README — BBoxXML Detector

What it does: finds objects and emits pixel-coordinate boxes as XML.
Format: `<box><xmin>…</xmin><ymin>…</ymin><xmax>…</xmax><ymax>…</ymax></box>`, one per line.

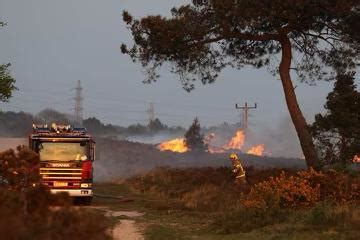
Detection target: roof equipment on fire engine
<box><xmin>32</xmin><ymin>123</ymin><xmax>87</xmax><ymax>135</ymax></box>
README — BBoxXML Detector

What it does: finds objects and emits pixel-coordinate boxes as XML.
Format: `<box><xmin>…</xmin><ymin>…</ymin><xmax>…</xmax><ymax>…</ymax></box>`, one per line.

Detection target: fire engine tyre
<box><xmin>74</xmin><ymin>196</ymin><xmax>93</xmax><ymax>206</ymax></box>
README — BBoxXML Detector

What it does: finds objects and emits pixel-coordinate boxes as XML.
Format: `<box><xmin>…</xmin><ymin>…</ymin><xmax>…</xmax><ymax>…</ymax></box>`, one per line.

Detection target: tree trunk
<box><xmin>279</xmin><ymin>36</ymin><xmax>319</xmax><ymax>168</ymax></box>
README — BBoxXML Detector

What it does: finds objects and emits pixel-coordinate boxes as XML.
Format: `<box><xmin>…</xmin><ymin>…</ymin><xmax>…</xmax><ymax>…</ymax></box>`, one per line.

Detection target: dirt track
<box><xmin>106</xmin><ymin>209</ymin><xmax>144</xmax><ymax>240</ymax></box>
<box><xmin>90</xmin><ymin>206</ymin><xmax>144</xmax><ymax>240</ymax></box>
<box><xmin>112</xmin><ymin>219</ymin><xmax>143</xmax><ymax>240</ymax></box>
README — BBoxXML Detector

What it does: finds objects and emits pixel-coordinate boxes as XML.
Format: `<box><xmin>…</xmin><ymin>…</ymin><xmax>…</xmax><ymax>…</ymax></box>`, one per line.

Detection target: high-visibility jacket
<box><xmin>231</xmin><ymin>159</ymin><xmax>246</xmax><ymax>179</ymax></box>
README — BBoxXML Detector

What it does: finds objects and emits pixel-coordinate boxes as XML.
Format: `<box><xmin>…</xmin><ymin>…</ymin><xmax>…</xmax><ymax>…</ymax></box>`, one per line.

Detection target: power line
<box><xmin>235</xmin><ymin>102</ymin><xmax>258</xmax><ymax>132</ymax></box>
<box><xmin>74</xmin><ymin>80</ymin><xmax>83</xmax><ymax>126</ymax></box>
<box><xmin>146</xmin><ymin>102</ymin><xmax>155</xmax><ymax>124</ymax></box>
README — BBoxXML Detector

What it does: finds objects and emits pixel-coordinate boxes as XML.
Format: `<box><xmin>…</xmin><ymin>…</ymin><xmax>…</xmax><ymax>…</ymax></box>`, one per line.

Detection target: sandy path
<box><xmin>112</xmin><ymin>219</ymin><xmax>144</xmax><ymax>240</ymax></box>
<box><xmin>106</xmin><ymin>210</ymin><xmax>144</xmax><ymax>240</ymax></box>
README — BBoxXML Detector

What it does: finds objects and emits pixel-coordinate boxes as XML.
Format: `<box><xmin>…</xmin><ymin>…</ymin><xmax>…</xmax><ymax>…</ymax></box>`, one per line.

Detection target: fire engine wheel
<box><xmin>74</xmin><ymin>196</ymin><xmax>93</xmax><ymax>206</ymax></box>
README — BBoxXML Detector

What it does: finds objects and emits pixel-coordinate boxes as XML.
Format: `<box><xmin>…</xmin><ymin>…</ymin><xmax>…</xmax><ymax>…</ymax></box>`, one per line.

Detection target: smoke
<box><xmin>126</xmin><ymin>131</ymin><xmax>184</xmax><ymax>144</ymax></box>
<box><xmin>93</xmin><ymin>137</ymin><xmax>305</xmax><ymax>182</ymax></box>
<box><xmin>249</xmin><ymin>117</ymin><xmax>303</xmax><ymax>158</ymax></box>
<box><xmin>202</xmin><ymin>117</ymin><xmax>302</xmax><ymax>158</ymax></box>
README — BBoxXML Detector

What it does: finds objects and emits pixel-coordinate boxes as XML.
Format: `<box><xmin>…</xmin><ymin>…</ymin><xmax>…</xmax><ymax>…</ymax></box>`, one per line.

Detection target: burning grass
<box><xmin>157</xmin><ymin>129</ymin><xmax>267</xmax><ymax>156</ymax></box>
<box><xmin>127</xmin><ymin>167</ymin><xmax>360</xmax><ymax>235</ymax></box>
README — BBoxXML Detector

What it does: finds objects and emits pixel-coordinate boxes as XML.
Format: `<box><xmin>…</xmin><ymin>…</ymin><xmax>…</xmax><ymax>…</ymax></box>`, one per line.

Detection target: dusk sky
<box><xmin>0</xmin><ymin>0</ymin><xmax>347</xmax><ymax>128</ymax></box>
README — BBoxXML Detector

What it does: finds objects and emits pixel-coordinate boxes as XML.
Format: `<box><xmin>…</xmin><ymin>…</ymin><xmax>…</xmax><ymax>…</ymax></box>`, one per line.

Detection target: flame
<box><xmin>246</xmin><ymin>144</ymin><xmax>265</xmax><ymax>156</ymax></box>
<box><xmin>353</xmin><ymin>154</ymin><xmax>360</xmax><ymax>163</ymax></box>
<box><xmin>223</xmin><ymin>130</ymin><xmax>245</xmax><ymax>150</ymax></box>
<box><xmin>157</xmin><ymin>138</ymin><xmax>188</xmax><ymax>153</ymax></box>
<box><xmin>204</xmin><ymin>133</ymin><xmax>216</xmax><ymax>145</ymax></box>
<box><xmin>156</xmin><ymin>129</ymin><xmax>266</xmax><ymax>156</ymax></box>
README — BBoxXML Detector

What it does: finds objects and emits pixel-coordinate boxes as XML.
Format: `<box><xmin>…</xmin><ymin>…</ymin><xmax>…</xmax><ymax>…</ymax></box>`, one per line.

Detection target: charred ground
<box><xmin>94</xmin><ymin>138</ymin><xmax>306</xmax><ymax>181</ymax></box>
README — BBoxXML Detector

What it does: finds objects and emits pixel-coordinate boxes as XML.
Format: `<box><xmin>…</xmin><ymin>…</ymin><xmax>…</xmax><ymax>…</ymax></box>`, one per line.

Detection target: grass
<box><xmin>95</xmin><ymin>179</ymin><xmax>360</xmax><ymax>240</ymax></box>
<box><xmin>95</xmin><ymin>167</ymin><xmax>360</xmax><ymax>240</ymax></box>
<box><xmin>92</xmin><ymin>167</ymin><xmax>360</xmax><ymax>240</ymax></box>
<box><xmin>145</xmin><ymin>224</ymin><xmax>188</xmax><ymax>240</ymax></box>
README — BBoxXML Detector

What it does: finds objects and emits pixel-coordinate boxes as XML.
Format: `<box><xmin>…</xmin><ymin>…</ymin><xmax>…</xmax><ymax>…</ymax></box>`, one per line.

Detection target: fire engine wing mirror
<box><xmin>91</xmin><ymin>140</ymin><xmax>96</xmax><ymax>161</ymax></box>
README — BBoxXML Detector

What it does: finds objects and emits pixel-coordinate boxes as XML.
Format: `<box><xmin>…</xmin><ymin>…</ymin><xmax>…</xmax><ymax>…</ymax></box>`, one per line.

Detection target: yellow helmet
<box><xmin>229</xmin><ymin>153</ymin><xmax>238</xmax><ymax>160</ymax></box>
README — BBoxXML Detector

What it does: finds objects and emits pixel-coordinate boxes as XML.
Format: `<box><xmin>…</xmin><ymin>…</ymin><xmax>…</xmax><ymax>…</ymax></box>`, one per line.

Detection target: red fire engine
<box><xmin>29</xmin><ymin>123</ymin><xmax>95</xmax><ymax>205</ymax></box>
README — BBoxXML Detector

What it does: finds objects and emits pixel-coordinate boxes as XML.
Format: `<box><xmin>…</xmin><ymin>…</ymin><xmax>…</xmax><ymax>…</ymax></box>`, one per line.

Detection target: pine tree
<box><xmin>184</xmin><ymin>117</ymin><xmax>207</xmax><ymax>152</ymax></box>
<box><xmin>0</xmin><ymin>22</ymin><xmax>17</xmax><ymax>103</ymax></box>
<box><xmin>311</xmin><ymin>72</ymin><xmax>360</xmax><ymax>165</ymax></box>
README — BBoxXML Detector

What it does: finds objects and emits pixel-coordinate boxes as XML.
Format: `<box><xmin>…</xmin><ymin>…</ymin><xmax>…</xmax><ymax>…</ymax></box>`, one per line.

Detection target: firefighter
<box><xmin>229</xmin><ymin>153</ymin><xmax>247</xmax><ymax>185</ymax></box>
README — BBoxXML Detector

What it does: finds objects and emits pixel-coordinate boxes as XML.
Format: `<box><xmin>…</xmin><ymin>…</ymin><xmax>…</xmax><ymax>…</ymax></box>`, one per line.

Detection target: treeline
<box><xmin>0</xmin><ymin>108</ymin><xmax>185</xmax><ymax>137</ymax></box>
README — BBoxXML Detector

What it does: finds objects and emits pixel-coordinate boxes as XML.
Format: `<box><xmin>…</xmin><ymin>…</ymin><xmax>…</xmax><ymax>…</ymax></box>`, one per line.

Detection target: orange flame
<box><xmin>204</xmin><ymin>133</ymin><xmax>215</xmax><ymax>145</ymax></box>
<box><xmin>246</xmin><ymin>144</ymin><xmax>265</xmax><ymax>156</ymax></box>
<box><xmin>157</xmin><ymin>138</ymin><xmax>188</xmax><ymax>153</ymax></box>
<box><xmin>157</xmin><ymin>129</ymin><xmax>266</xmax><ymax>156</ymax></box>
<box><xmin>223</xmin><ymin>130</ymin><xmax>245</xmax><ymax>150</ymax></box>
<box><xmin>353</xmin><ymin>154</ymin><xmax>360</xmax><ymax>163</ymax></box>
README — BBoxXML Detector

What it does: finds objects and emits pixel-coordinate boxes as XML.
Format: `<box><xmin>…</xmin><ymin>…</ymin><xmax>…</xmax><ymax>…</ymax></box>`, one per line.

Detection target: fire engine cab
<box><xmin>29</xmin><ymin>123</ymin><xmax>95</xmax><ymax>205</ymax></box>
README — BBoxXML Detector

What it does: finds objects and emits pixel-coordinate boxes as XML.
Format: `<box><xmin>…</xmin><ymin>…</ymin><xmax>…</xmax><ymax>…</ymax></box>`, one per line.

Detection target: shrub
<box><xmin>243</xmin><ymin>168</ymin><xmax>360</xmax><ymax>209</ymax></box>
<box><xmin>302</xmin><ymin>169</ymin><xmax>360</xmax><ymax>203</ymax></box>
<box><xmin>243</xmin><ymin>169</ymin><xmax>321</xmax><ymax>209</ymax></box>
<box><xmin>0</xmin><ymin>146</ymin><xmax>40</xmax><ymax>190</ymax></box>
<box><xmin>0</xmin><ymin>147</ymin><xmax>112</xmax><ymax>239</ymax></box>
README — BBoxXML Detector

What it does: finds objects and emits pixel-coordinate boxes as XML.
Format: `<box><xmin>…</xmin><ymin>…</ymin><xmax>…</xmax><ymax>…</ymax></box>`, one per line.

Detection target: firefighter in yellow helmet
<box><xmin>229</xmin><ymin>153</ymin><xmax>247</xmax><ymax>185</ymax></box>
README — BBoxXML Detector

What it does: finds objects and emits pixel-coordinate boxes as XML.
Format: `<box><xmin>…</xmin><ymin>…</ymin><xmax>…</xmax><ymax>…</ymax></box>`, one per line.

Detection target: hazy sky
<box><xmin>0</xmin><ymin>0</ymin><xmax>346</xmax><ymax>128</ymax></box>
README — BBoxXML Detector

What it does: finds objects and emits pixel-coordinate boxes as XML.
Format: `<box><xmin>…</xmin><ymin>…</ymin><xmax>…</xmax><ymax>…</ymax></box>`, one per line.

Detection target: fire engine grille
<box><xmin>40</xmin><ymin>168</ymin><xmax>82</xmax><ymax>180</ymax></box>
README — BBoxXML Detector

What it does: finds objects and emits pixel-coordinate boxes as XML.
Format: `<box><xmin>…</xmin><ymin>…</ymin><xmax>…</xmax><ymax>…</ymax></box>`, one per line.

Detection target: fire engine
<box><xmin>29</xmin><ymin>123</ymin><xmax>95</xmax><ymax>205</ymax></box>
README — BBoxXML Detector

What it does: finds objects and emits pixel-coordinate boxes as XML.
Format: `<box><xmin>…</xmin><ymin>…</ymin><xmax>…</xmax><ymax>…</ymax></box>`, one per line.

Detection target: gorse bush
<box><xmin>0</xmin><ymin>145</ymin><xmax>40</xmax><ymax>190</ymax></box>
<box><xmin>243</xmin><ymin>168</ymin><xmax>360</xmax><ymax>209</ymax></box>
<box><xmin>128</xmin><ymin>167</ymin><xmax>360</xmax><ymax>211</ymax></box>
<box><xmin>128</xmin><ymin>167</ymin><xmax>360</xmax><ymax>233</ymax></box>
<box><xmin>0</xmin><ymin>188</ymin><xmax>111</xmax><ymax>240</ymax></box>
<box><xmin>0</xmin><ymin>147</ymin><xmax>111</xmax><ymax>240</ymax></box>
<box><xmin>308</xmin><ymin>169</ymin><xmax>360</xmax><ymax>202</ymax></box>
<box><xmin>243</xmin><ymin>169</ymin><xmax>321</xmax><ymax>208</ymax></box>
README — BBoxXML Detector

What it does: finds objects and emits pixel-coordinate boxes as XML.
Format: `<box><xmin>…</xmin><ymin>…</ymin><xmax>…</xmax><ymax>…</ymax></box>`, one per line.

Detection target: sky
<box><xmin>0</xmin><ymin>0</ymin><xmax>346</xmax><ymax>128</ymax></box>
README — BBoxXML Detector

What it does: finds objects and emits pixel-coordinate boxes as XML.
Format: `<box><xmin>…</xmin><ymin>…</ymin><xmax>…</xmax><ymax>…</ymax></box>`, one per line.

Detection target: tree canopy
<box><xmin>0</xmin><ymin>63</ymin><xmax>17</xmax><ymax>103</ymax></box>
<box><xmin>122</xmin><ymin>0</ymin><xmax>360</xmax><ymax>168</ymax></box>
<box><xmin>184</xmin><ymin>117</ymin><xmax>207</xmax><ymax>152</ymax></box>
<box><xmin>0</xmin><ymin>21</ymin><xmax>17</xmax><ymax>103</ymax></box>
<box><xmin>311</xmin><ymin>72</ymin><xmax>360</xmax><ymax>165</ymax></box>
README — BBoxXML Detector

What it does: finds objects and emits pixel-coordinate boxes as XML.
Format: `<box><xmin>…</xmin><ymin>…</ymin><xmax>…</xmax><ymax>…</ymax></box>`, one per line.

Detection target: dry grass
<box><xmin>127</xmin><ymin>167</ymin><xmax>360</xmax><ymax>234</ymax></box>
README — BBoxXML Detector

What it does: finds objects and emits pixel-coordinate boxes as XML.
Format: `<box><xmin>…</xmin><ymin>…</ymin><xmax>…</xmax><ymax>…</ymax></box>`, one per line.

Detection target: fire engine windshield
<box><xmin>38</xmin><ymin>142</ymin><xmax>89</xmax><ymax>161</ymax></box>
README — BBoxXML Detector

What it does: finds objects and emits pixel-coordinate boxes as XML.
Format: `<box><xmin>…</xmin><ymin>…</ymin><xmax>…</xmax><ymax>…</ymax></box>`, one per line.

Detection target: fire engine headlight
<box><xmin>81</xmin><ymin>183</ymin><xmax>91</xmax><ymax>188</ymax></box>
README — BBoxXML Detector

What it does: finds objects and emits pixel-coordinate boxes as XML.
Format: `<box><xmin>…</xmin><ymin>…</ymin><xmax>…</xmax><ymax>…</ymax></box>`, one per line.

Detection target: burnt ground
<box><xmin>94</xmin><ymin>138</ymin><xmax>306</xmax><ymax>181</ymax></box>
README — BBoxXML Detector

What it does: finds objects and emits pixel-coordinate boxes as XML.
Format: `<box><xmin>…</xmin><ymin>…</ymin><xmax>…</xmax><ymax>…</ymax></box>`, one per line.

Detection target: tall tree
<box><xmin>0</xmin><ymin>21</ymin><xmax>17</xmax><ymax>103</ymax></box>
<box><xmin>148</xmin><ymin>118</ymin><xmax>168</xmax><ymax>133</ymax></box>
<box><xmin>122</xmin><ymin>0</ymin><xmax>360</xmax><ymax>168</ymax></box>
<box><xmin>311</xmin><ymin>72</ymin><xmax>360</xmax><ymax>166</ymax></box>
<box><xmin>184</xmin><ymin>117</ymin><xmax>207</xmax><ymax>152</ymax></box>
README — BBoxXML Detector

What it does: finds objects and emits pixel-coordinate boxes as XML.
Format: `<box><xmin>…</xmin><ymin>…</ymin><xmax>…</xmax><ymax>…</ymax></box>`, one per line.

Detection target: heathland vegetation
<box><xmin>125</xmin><ymin>167</ymin><xmax>360</xmax><ymax>239</ymax></box>
<box><xmin>0</xmin><ymin>146</ymin><xmax>111</xmax><ymax>240</ymax></box>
